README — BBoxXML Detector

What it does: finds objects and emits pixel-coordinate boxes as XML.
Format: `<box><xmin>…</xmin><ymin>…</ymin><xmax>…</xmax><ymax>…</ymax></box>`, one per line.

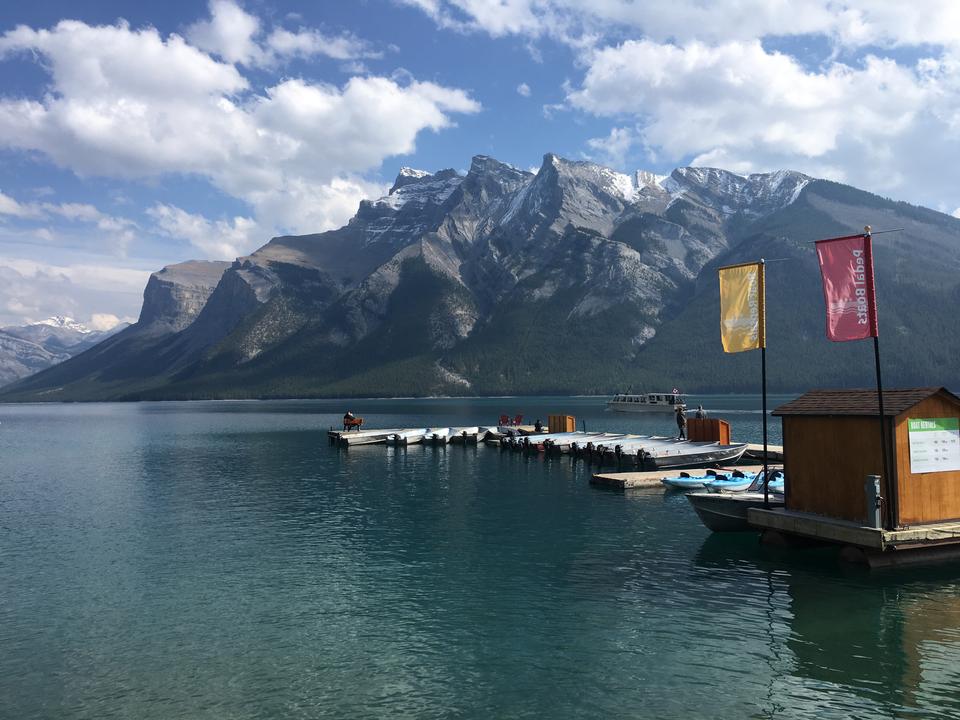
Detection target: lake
<box><xmin>2</xmin><ymin>396</ymin><xmax>959</xmax><ymax>719</ymax></box>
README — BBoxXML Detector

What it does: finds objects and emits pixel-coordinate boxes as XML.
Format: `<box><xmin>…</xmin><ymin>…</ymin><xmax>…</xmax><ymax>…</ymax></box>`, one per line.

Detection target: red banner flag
<box><xmin>815</xmin><ymin>233</ymin><xmax>879</xmax><ymax>342</ymax></box>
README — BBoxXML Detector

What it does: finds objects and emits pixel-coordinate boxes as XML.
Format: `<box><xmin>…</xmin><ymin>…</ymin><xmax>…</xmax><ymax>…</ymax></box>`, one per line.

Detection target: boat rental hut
<box><xmin>772</xmin><ymin>387</ymin><xmax>960</xmax><ymax>529</ymax></box>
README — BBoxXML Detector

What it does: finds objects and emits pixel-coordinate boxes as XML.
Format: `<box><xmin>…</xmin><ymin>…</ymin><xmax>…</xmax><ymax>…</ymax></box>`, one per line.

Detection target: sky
<box><xmin>1</xmin><ymin>0</ymin><xmax>959</xmax><ymax>328</ymax></box>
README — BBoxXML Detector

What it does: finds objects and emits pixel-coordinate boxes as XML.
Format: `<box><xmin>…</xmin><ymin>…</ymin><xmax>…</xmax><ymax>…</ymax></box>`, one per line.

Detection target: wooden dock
<box><xmin>748</xmin><ymin>507</ymin><xmax>960</xmax><ymax>567</ymax></box>
<box><xmin>591</xmin><ymin>464</ymin><xmax>766</xmax><ymax>490</ymax></box>
<box><xmin>744</xmin><ymin>443</ymin><xmax>784</xmax><ymax>461</ymax></box>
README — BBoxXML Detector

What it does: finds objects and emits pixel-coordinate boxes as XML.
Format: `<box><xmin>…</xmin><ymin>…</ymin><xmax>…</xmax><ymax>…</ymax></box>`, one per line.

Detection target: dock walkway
<box><xmin>748</xmin><ymin>507</ymin><xmax>960</xmax><ymax>567</ymax></box>
<box><xmin>744</xmin><ymin>444</ymin><xmax>784</xmax><ymax>461</ymax></box>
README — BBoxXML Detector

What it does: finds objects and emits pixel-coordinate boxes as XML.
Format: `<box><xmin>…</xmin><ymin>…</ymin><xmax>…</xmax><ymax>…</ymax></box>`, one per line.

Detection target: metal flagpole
<box><xmin>864</xmin><ymin>227</ymin><xmax>892</xmax><ymax>528</ymax></box>
<box><xmin>759</xmin><ymin>258</ymin><xmax>769</xmax><ymax>508</ymax></box>
<box><xmin>873</xmin><ymin>333</ymin><xmax>891</xmax><ymax>528</ymax></box>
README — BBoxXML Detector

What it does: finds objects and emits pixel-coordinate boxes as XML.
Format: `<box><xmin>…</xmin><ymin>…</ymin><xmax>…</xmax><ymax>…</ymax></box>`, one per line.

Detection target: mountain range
<box><xmin>0</xmin><ymin>316</ymin><xmax>128</xmax><ymax>387</ymax></box>
<box><xmin>2</xmin><ymin>153</ymin><xmax>958</xmax><ymax>401</ymax></box>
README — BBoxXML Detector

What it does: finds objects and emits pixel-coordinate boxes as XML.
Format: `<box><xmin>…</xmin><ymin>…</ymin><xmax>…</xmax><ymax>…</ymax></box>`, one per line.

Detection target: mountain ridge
<box><xmin>2</xmin><ymin>153</ymin><xmax>958</xmax><ymax>401</ymax></box>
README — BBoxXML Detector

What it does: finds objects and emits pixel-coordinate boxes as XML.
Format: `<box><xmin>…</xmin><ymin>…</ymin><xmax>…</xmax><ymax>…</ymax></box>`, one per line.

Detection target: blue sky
<box><xmin>1</xmin><ymin>0</ymin><xmax>958</xmax><ymax>328</ymax></box>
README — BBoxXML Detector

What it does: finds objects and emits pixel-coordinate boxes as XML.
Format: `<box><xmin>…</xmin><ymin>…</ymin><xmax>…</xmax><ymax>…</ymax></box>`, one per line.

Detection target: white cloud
<box><xmin>516</xmin><ymin>82</ymin><xmax>531</xmax><ymax>97</ymax></box>
<box><xmin>0</xmin><ymin>190</ymin><xmax>45</xmax><ymax>219</ymax></box>
<box><xmin>585</xmin><ymin>126</ymin><xmax>635</xmax><ymax>168</ymax></box>
<box><xmin>188</xmin><ymin>0</ymin><xmax>381</xmax><ymax>67</ymax></box>
<box><xmin>0</xmin><ymin>257</ymin><xmax>149</xmax><ymax>327</ymax></box>
<box><xmin>88</xmin><ymin>312</ymin><xmax>124</xmax><ymax>331</ymax></box>
<box><xmin>266</xmin><ymin>27</ymin><xmax>380</xmax><ymax>62</ymax></box>
<box><xmin>566</xmin><ymin>38</ymin><xmax>960</xmax><ymax>207</ymax></box>
<box><xmin>401</xmin><ymin>1</ymin><xmax>960</xmax><ymax>49</ymax></box>
<box><xmin>147</xmin><ymin>204</ymin><xmax>262</xmax><ymax>260</ymax></box>
<box><xmin>0</xmin><ymin>191</ymin><xmax>137</xmax><ymax>255</ymax></box>
<box><xmin>0</xmin><ymin>10</ymin><xmax>480</xmax><ymax>250</ymax></box>
<box><xmin>186</xmin><ymin>0</ymin><xmax>265</xmax><ymax>66</ymax></box>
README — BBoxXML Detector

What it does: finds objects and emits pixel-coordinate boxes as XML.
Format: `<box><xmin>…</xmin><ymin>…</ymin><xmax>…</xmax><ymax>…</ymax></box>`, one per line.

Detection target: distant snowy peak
<box><xmin>378</xmin><ymin>168</ymin><xmax>464</xmax><ymax>211</ymax></box>
<box><xmin>36</xmin><ymin>316</ymin><xmax>91</xmax><ymax>333</ymax></box>
<box><xmin>665</xmin><ymin>167</ymin><xmax>812</xmax><ymax>215</ymax></box>
<box><xmin>541</xmin><ymin>154</ymin><xmax>636</xmax><ymax>201</ymax></box>
<box><xmin>635</xmin><ymin>170</ymin><xmax>668</xmax><ymax>191</ymax></box>
<box><xmin>388</xmin><ymin>166</ymin><xmax>432</xmax><ymax>194</ymax></box>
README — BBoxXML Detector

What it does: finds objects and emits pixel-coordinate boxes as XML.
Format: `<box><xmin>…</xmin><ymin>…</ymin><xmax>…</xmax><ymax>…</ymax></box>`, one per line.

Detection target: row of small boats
<box><xmin>497</xmin><ymin>430</ymin><xmax>748</xmax><ymax>469</ymax></box>
<box><xmin>330</xmin><ymin>425</ymin><xmax>750</xmax><ymax>470</ymax></box>
<box><xmin>333</xmin><ymin>426</ymin><xmax>489</xmax><ymax>446</ymax></box>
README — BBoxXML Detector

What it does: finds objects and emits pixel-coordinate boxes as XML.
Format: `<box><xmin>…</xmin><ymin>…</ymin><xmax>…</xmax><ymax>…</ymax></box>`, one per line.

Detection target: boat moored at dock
<box><xmin>385</xmin><ymin>429</ymin><xmax>432</xmax><ymax>446</ymax></box>
<box><xmin>686</xmin><ymin>490</ymin><xmax>785</xmax><ymax>532</ymax></box>
<box><xmin>330</xmin><ymin>428</ymin><xmax>406</xmax><ymax>446</ymax></box>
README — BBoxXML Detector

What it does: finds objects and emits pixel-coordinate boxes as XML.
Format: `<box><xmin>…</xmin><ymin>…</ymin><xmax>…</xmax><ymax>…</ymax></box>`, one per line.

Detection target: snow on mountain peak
<box><xmin>634</xmin><ymin>170</ymin><xmax>667</xmax><ymax>190</ymax></box>
<box><xmin>377</xmin><ymin>170</ymin><xmax>464</xmax><ymax>210</ymax></box>
<box><xmin>389</xmin><ymin>167</ymin><xmax>435</xmax><ymax>195</ymax></box>
<box><xmin>399</xmin><ymin>167</ymin><xmax>429</xmax><ymax>180</ymax></box>
<box><xmin>36</xmin><ymin>316</ymin><xmax>91</xmax><ymax>333</ymax></box>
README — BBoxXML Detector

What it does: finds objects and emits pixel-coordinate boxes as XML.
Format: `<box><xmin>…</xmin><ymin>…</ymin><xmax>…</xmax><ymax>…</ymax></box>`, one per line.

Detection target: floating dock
<box><xmin>748</xmin><ymin>507</ymin><xmax>960</xmax><ymax>568</ymax></box>
<box><xmin>744</xmin><ymin>443</ymin><xmax>784</xmax><ymax>461</ymax></box>
<box><xmin>592</xmin><ymin>465</ymin><xmax>766</xmax><ymax>490</ymax></box>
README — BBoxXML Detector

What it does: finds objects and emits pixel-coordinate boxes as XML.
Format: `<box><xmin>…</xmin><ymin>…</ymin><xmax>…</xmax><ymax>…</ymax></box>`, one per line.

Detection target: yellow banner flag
<box><xmin>718</xmin><ymin>261</ymin><xmax>766</xmax><ymax>353</ymax></box>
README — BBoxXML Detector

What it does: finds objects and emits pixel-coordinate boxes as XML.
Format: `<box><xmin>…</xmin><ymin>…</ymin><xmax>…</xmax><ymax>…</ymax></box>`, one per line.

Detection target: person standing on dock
<box><xmin>676</xmin><ymin>406</ymin><xmax>687</xmax><ymax>439</ymax></box>
<box><xmin>695</xmin><ymin>405</ymin><xmax>707</xmax><ymax>419</ymax></box>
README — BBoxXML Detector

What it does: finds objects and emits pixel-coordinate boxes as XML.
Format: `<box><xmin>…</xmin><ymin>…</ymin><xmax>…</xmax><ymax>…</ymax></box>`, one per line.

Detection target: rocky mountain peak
<box><xmin>38</xmin><ymin>315</ymin><xmax>88</xmax><ymax>331</ymax></box>
<box><xmin>389</xmin><ymin>166</ymin><xmax>431</xmax><ymax>193</ymax></box>
<box><xmin>137</xmin><ymin>260</ymin><xmax>231</xmax><ymax>332</ymax></box>
<box><xmin>635</xmin><ymin>170</ymin><xmax>667</xmax><ymax>190</ymax></box>
<box><xmin>664</xmin><ymin>166</ymin><xmax>812</xmax><ymax>217</ymax></box>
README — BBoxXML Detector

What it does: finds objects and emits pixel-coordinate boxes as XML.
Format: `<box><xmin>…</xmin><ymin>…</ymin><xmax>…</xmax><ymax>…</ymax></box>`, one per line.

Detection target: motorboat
<box><xmin>685</xmin><ymin>470</ymin><xmax>786</xmax><ymax>532</ymax></box>
<box><xmin>335</xmin><ymin>428</ymin><xmax>407</xmax><ymax>446</ymax></box>
<box><xmin>385</xmin><ymin>428</ymin><xmax>431</xmax><ymax>446</ymax></box>
<box><xmin>607</xmin><ymin>391</ymin><xmax>686</xmax><ymax>413</ymax></box>
<box><xmin>591</xmin><ymin>436</ymin><xmax>747</xmax><ymax>469</ymax></box>
<box><xmin>447</xmin><ymin>427</ymin><xmax>484</xmax><ymax>444</ymax></box>
<box><xmin>423</xmin><ymin>428</ymin><xmax>453</xmax><ymax>444</ymax></box>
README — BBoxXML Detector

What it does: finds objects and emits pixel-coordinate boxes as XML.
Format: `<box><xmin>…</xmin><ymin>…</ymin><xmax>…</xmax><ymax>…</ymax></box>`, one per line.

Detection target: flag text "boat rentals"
<box><xmin>815</xmin><ymin>232</ymin><xmax>879</xmax><ymax>342</ymax></box>
<box><xmin>718</xmin><ymin>261</ymin><xmax>766</xmax><ymax>353</ymax></box>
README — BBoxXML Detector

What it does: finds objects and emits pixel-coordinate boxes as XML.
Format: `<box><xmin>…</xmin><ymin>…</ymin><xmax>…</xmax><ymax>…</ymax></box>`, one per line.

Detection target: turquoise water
<box><xmin>2</xmin><ymin>397</ymin><xmax>960</xmax><ymax>719</ymax></box>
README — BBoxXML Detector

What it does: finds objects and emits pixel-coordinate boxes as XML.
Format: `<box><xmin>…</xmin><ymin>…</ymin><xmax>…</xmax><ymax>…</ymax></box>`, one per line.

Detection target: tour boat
<box><xmin>607</xmin><ymin>391</ymin><xmax>686</xmax><ymax>413</ymax></box>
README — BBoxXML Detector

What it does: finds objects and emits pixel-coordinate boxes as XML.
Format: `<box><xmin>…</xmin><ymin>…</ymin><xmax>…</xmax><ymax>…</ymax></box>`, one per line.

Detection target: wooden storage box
<box><xmin>548</xmin><ymin>415</ymin><xmax>576</xmax><ymax>433</ymax></box>
<box><xmin>687</xmin><ymin>418</ymin><xmax>730</xmax><ymax>444</ymax></box>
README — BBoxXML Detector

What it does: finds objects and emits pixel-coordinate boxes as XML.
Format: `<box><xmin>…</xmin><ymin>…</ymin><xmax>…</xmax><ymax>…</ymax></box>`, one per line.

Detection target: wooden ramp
<box><xmin>591</xmin><ymin>465</ymin><xmax>766</xmax><ymax>490</ymax></box>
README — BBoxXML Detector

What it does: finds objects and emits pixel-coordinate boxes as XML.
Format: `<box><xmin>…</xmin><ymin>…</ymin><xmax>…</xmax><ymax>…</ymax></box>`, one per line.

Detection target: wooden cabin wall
<box><xmin>894</xmin><ymin>395</ymin><xmax>960</xmax><ymax>526</ymax></box>
<box><xmin>783</xmin><ymin>416</ymin><xmax>885</xmax><ymax>523</ymax></box>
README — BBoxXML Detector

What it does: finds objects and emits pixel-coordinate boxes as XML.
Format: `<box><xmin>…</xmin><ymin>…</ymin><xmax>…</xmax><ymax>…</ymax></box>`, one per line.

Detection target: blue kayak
<box><xmin>662</xmin><ymin>469</ymin><xmax>727</xmax><ymax>490</ymax></box>
<box><xmin>705</xmin><ymin>471</ymin><xmax>757</xmax><ymax>493</ymax></box>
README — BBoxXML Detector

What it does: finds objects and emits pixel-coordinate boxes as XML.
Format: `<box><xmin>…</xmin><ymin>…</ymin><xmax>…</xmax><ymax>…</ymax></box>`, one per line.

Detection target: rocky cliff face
<box><xmin>3</xmin><ymin>153</ymin><xmax>957</xmax><ymax>401</ymax></box>
<box><xmin>138</xmin><ymin>260</ymin><xmax>232</xmax><ymax>333</ymax></box>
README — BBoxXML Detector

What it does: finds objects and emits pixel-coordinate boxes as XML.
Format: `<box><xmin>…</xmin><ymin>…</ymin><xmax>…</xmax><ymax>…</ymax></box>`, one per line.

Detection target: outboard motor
<box><xmin>614</xmin><ymin>444</ymin><xmax>623</xmax><ymax>469</ymax></box>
